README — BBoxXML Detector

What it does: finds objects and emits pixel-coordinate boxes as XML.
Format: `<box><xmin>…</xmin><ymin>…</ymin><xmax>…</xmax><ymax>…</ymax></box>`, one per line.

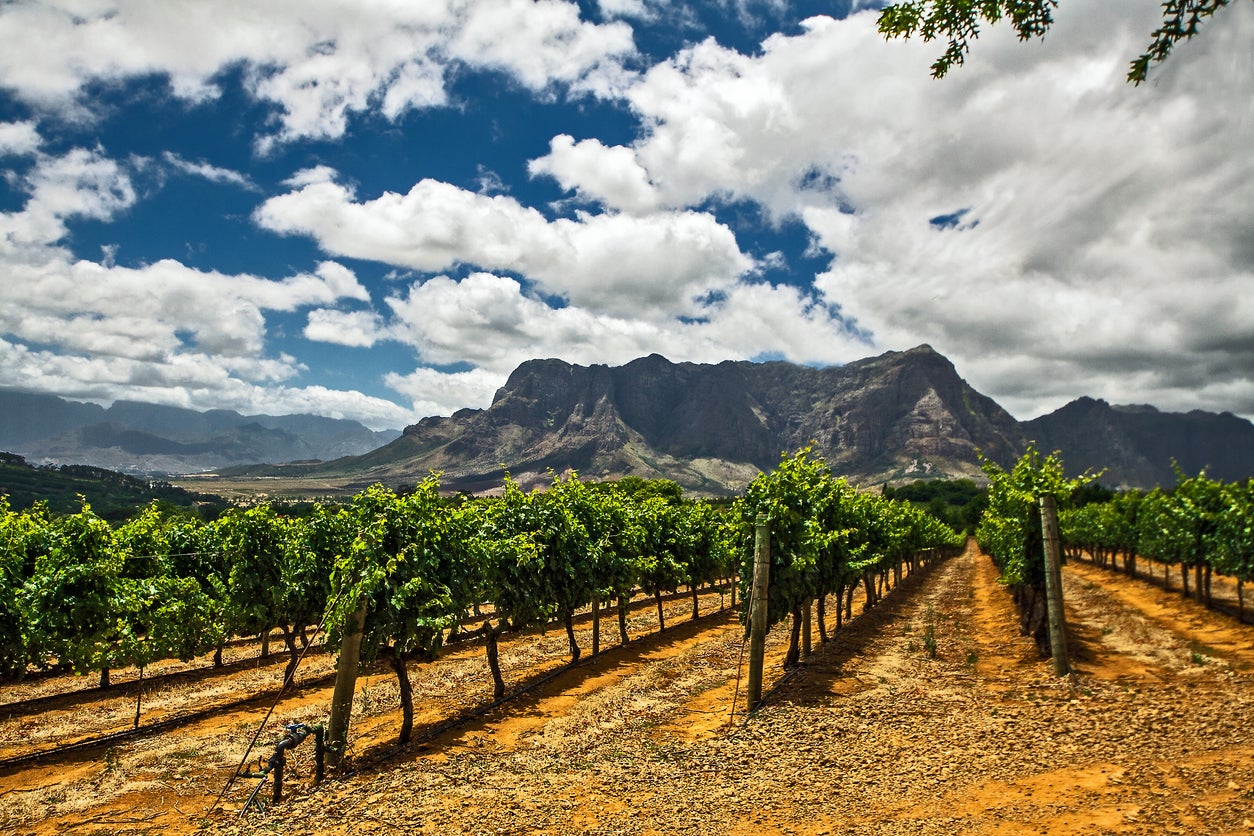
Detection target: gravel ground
<box><xmin>204</xmin><ymin>545</ymin><xmax>1254</xmax><ymax>836</ymax></box>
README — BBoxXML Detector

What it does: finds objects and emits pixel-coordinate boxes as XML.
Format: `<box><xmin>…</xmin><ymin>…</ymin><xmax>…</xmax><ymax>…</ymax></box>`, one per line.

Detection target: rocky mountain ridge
<box><xmin>1023</xmin><ymin>395</ymin><xmax>1254</xmax><ymax>487</ymax></box>
<box><xmin>338</xmin><ymin>345</ymin><xmax>1254</xmax><ymax>494</ymax></box>
<box><xmin>8</xmin><ymin>347</ymin><xmax>1252</xmax><ymax>493</ymax></box>
<box><xmin>0</xmin><ymin>391</ymin><xmax>400</xmax><ymax>476</ymax></box>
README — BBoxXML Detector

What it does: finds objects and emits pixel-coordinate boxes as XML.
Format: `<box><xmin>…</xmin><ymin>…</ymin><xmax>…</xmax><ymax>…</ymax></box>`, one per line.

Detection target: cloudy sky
<box><xmin>1</xmin><ymin>0</ymin><xmax>1251</xmax><ymax>431</ymax></box>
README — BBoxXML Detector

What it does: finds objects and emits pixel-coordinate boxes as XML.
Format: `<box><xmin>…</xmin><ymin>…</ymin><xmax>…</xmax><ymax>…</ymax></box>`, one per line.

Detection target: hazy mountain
<box><xmin>1023</xmin><ymin>396</ymin><xmax>1254</xmax><ymax>487</ymax></box>
<box><xmin>0</xmin><ymin>391</ymin><xmax>400</xmax><ymax>476</ymax></box>
<box><xmin>9</xmin><ymin>347</ymin><xmax>1253</xmax><ymax>493</ymax></box>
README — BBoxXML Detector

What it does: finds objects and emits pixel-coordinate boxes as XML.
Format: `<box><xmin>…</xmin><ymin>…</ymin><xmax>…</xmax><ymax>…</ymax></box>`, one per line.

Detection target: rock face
<box><xmin>346</xmin><ymin>345</ymin><xmax>1027</xmax><ymax>494</ymax></box>
<box><xmin>11</xmin><ymin>347</ymin><xmax>1253</xmax><ymax>492</ymax></box>
<box><xmin>1023</xmin><ymin>397</ymin><xmax>1254</xmax><ymax>488</ymax></box>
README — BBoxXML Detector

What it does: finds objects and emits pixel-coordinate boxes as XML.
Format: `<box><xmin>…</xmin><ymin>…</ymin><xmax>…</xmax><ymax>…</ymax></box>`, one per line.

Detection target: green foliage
<box><xmin>480</xmin><ymin>477</ymin><xmax>560</xmax><ymax>633</ymax></box>
<box><xmin>1212</xmin><ymin>480</ymin><xmax>1254</xmax><ymax>582</ymax></box>
<box><xmin>736</xmin><ymin>448</ymin><xmax>964</xmax><ymax>632</ymax></box>
<box><xmin>111</xmin><ymin>503</ymin><xmax>216</xmax><ymax>667</ymax></box>
<box><xmin>878</xmin><ymin>0</ymin><xmax>1056</xmax><ymax>79</ymax></box>
<box><xmin>328</xmin><ymin>478</ymin><xmax>480</xmax><ymax>664</ymax></box>
<box><xmin>0</xmin><ymin>497</ymin><xmax>47</xmax><ymax>676</ymax></box>
<box><xmin>0</xmin><ymin>453</ymin><xmax>228</xmax><ymax>521</ymax></box>
<box><xmin>0</xmin><ymin>452</ymin><xmax>958</xmax><ymax>692</ymax></box>
<box><xmin>882</xmin><ymin>478</ymin><xmax>988</xmax><ymax>533</ymax></box>
<box><xmin>976</xmin><ymin>445</ymin><xmax>1094</xmax><ymax>587</ymax></box>
<box><xmin>1134</xmin><ymin>470</ymin><xmax>1230</xmax><ymax>570</ymax></box>
<box><xmin>218</xmin><ymin>505</ymin><xmax>291</xmax><ymax>639</ymax></box>
<box><xmin>1060</xmin><ymin>471</ymin><xmax>1253</xmax><ymax>607</ymax></box>
<box><xmin>23</xmin><ymin>499</ymin><xmax>124</xmax><ymax>675</ymax></box>
<box><xmin>877</xmin><ymin>0</ymin><xmax>1243</xmax><ymax>83</ymax></box>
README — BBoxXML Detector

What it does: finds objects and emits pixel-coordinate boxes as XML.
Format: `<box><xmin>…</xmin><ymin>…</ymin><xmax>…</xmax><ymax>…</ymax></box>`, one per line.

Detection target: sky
<box><xmin>0</xmin><ymin>0</ymin><xmax>1251</xmax><ymax>432</ymax></box>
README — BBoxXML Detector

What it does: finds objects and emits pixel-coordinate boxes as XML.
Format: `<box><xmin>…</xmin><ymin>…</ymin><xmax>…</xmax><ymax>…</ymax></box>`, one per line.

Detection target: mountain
<box><xmin>277</xmin><ymin>345</ymin><xmax>1028</xmax><ymax>495</ymax></box>
<box><xmin>1023</xmin><ymin>397</ymin><xmax>1254</xmax><ymax>487</ymax></box>
<box><xmin>10</xmin><ymin>348</ymin><xmax>1253</xmax><ymax>493</ymax></box>
<box><xmin>0</xmin><ymin>391</ymin><xmax>401</xmax><ymax>476</ymax></box>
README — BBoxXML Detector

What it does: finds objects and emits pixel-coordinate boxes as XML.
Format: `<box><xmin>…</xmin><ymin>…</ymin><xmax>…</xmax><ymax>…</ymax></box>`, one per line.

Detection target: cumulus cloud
<box><xmin>376</xmin><ymin>272</ymin><xmax>870</xmax><ymax>404</ymax></box>
<box><xmin>383</xmin><ymin>365</ymin><xmax>505</xmax><ymax>418</ymax></box>
<box><xmin>4</xmin><ymin>0</ymin><xmax>1252</xmax><ymax>431</ymax></box>
<box><xmin>255</xmin><ymin>170</ymin><xmax>754</xmax><ymax>320</ymax></box>
<box><xmin>304</xmin><ymin>308</ymin><xmax>387</xmax><ymax>347</ymax></box>
<box><xmin>0</xmin><ymin>255</ymin><xmax>369</xmax><ymax>360</ymax></box>
<box><xmin>0</xmin><ymin>145</ymin><xmax>382</xmax><ymax>421</ymax></box>
<box><xmin>0</xmin><ymin>120</ymin><xmax>40</xmax><ymax>156</ymax></box>
<box><xmin>382</xmin><ymin>272</ymin><xmax>695</xmax><ymax>373</ymax></box>
<box><xmin>0</xmin><ymin>0</ymin><xmax>636</xmax><ymax>150</ymax></box>
<box><xmin>529</xmin><ymin>134</ymin><xmax>660</xmax><ymax>213</ymax></box>
<box><xmin>578</xmin><ymin>0</ymin><xmax>1254</xmax><ymax>418</ymax></box>
<box><xmin>0</xmin><ymin>147</ymin><xmax>137</xmax><ymax>249</ymax></box>
<box><xmin>597</xmin><ymin>0</ymin><xmax>655</xmax><ymax>20</ymax></box>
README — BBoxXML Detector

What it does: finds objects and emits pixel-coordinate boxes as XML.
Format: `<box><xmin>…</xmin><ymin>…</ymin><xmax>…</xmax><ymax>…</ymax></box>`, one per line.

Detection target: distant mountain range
<box><xmin>1023</xmin><ymin>396</ymin><xmax>1254</xmax><ymax>486</ymax></box>
<box><xmin>0</xmin><ymin>391</ymin><xmax>400</xmax><ymax>476</ymax></box>
<box><xmin>218</xmin><ymin>346</ymin><xmax>1254</xmax><ymax>495</ymax></box>
<box><xmin>5</xmin><ymin>347</ymin><xmax>1251</xmax><ymax>493</ymax></box>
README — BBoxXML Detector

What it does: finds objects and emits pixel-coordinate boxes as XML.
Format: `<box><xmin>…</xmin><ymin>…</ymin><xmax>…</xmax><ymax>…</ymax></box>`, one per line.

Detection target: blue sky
<box><xmin>1</xmin><ymin>0</ymin><xmax>1252</xmax><ymax>431</ymax></box>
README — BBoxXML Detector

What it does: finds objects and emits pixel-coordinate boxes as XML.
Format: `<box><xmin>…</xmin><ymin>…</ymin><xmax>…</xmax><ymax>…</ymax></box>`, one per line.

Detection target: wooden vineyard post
<box><xmin>592</xmin><ymin>594</ymin><xmax>601</xmax><ymax>656</ymax></box>
<box><xmin>327</xmin><ymin>601</ymin><xmax>367</xmax><ymax>767</ymax></box>
<box><xmin>1039</xmin><ymin>496</ymin><xmax>1070</xmax><ymax>676</ymax></box>
<box><xmin>747</xmin><ymin>514</ymin><xmax>771</xmax><ymax>712</ymax></box>
<box><xmin>801</xmin><ymin>598</ymin><xmax>812</xmax><ymax>658</ymax></box>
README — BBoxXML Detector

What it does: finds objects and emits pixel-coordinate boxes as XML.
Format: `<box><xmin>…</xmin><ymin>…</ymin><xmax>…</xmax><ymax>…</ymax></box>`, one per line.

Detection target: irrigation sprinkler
<box><xmin>238</xmin><ymin>722</ymin><xmax>325</xmax><ymax>816</ymax></box>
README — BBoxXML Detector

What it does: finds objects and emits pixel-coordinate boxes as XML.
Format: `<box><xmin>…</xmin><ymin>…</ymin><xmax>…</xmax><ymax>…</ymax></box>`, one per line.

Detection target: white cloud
<box><xmin>377</xmin><ymin>272</ymin><xmax>871</xmax><ymax>407</ymax></box>
<box><xmin>0</xmin><ymin>333</ymin><xmax>413</xmax><ymax>429</ymax></box>
<box><xmin>304</xmin><ymin>308</ymin><xmax>386</xmax><ymax>347</ymax></box>
<box><xmin>0</xmin><ymin>120</ymin><xmax>41</xmax><ymax>156</ymax></box>
<box><xmin>597</xmin><ymin>0</ymin><xmax>653</xmax><ymax>21</ymax></box>
<box><xmin>0</xmin><ymin>147</ymin><xmax>136</xmax><ymax>249</ymax></box>
<box><xmin>384</xmin><ymin>366</ymin><xmax>504</xmax><ymax>418</ymax></box>
<box><xmin>0</xmin><ymin>0</ymin><xmax>636</xmax><ymax>150</ymax></box>
<box><xmin>255</xmin><ymin>172</ymin><xmax>753</xmax><ymax>320</ymax></box>
<box><xmin>447</xmin><ymin>0</ymin><xmax>637</xmax><ymax>99</ymax></box>
<box><xmin>0</xmin><ymin>255</ymin><xmax>369</xmax><ymax>361</ymax></box>
<box><xmin>382</xmin><ymin>272</ymin><xmax>693</xmax><ymax>373</ymax></box>
<box><xmin>579</xmin><ymin>0</ymin><xmax>1254</xmax><ymax>419</ymax></box>
<box><xmin>161</xmin><ymin>152</ymin><xmax>257</xmax><ymax>190</ymax></box>
<box><xmin>529</xmin><ymin>134</ymin><xmax>660</xmax><ymax>213</ymax></box>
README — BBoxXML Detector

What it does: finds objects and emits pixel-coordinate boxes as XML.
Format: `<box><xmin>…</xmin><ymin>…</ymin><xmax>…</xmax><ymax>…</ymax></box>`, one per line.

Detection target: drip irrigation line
<box><xmin>297</xmin><ymin>598</ymin><xmax>742</xmax><ymax>783</ymax></box>
<box><xmin>0</xmin><ymin>642</ymin><xmax>331</xmax><ymax>718</ymax></box>
<box><xmin>727</xmin><ymin>582</ymin><xmax>755</xmax><ymax>732</ymax></box>
<box><xmin>207</xmin><ymin>582</ymin><xmax>346</xmax><ymax>816</ymax></box>
<box><xmin>0</xmin><ymin>672</ymin><xmax>338</xmax><ymax>772</ymax></box>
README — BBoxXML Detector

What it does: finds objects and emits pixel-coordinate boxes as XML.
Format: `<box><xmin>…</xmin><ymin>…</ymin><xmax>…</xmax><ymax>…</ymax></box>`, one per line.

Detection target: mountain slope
<box><xmin>310</xmin><ymin>345</ymin><xmax>1027</xmax><ymax>494</ymax></box>
<box><xmin>1023</xmin><ymin>397</ymin><xmax>1254</xmax><ymax>487</ymax></box>
<box><xmin>0</xmin><ymin>391</ymin><xmax>400</xmax><ymax>475</ymax></box>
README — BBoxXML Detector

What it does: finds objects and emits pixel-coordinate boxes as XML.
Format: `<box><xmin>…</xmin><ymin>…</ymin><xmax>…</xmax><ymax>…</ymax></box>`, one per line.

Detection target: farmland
<box><xmin>2</xmin><ymin>540</ymin><xmax>1252</xmax><ymax>835</ymax></box>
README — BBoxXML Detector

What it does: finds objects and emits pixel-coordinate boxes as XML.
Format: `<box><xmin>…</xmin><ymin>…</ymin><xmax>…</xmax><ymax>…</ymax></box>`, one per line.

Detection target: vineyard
<box><xmin>1</xmin><ymin>449</ymin><xmax>1253</xmax><ymax>834</ymax></box>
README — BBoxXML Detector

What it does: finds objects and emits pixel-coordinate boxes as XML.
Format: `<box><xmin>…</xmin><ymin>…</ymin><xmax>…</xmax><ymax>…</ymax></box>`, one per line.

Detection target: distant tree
<box><xmin>877</xmin><ymin>0</ymin><xmax>1247</xmax><ymax>83</ymax></box>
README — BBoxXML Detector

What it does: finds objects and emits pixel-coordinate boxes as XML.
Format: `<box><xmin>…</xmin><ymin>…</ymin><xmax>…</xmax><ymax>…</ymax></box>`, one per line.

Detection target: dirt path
<box><xmin>213</xmin><ymin>544</ymin><xmax>1254</xmax><ymax>836</ymax></box>
<box><xmin>6</xmin><ymin>545</ymin><xmax>1254</xmax><ymax>835</ymax></box>
<box><xmin>0</xmin><ymin>585</ymin><xmax>751</xmax><ymax>834</ymax></box>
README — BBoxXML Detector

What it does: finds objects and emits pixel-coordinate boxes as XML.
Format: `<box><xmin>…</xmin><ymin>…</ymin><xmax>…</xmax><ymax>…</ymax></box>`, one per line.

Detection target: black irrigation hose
<box><xmin>0</xmin><ymin>643</ymin><xmax>331</xmax><ymax>719</ymax></box>
<box><xmin>0</xmin><ymin>671</ymin><xmax>334</xmax><ymax>772</ymax></box>
<box><xmin>303</xmin><ymin>598</ymin><xmax>743</xmax><ymax>783</ymax></box>
<box><xmin>208</xmin><ymin>585</ymin><xmax>347</xmax><ymax>816</ymax></box>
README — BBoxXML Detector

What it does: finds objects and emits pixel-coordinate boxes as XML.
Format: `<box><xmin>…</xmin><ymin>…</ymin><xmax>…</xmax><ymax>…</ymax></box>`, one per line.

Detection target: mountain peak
<box><xmin>379</xmin><ymin>346</ymin><xmax>1025</xmax><ymax>494</ymax></box>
